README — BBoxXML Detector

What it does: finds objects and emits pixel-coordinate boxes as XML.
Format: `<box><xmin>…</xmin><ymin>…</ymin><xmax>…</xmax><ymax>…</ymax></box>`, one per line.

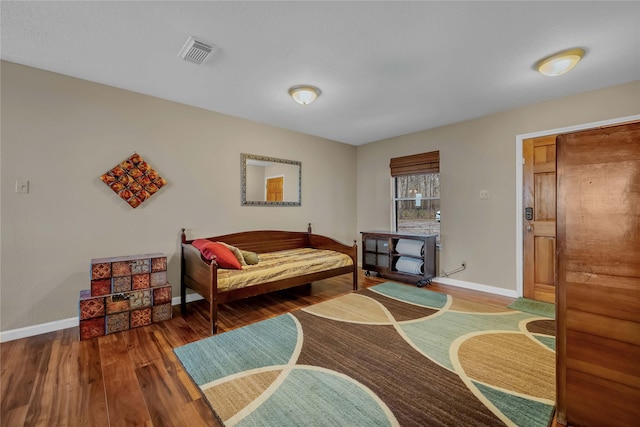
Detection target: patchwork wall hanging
<box><xmin>99</xmin><ymin>153</ymin><xmax>167</xmax><ymax>208</ymax></box>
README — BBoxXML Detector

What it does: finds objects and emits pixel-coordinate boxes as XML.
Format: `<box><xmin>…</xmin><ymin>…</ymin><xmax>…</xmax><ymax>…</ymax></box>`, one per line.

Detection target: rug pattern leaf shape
<box><xmin>175</xmin><ymin>282</ymin><xmax>556</xmax><ymax>426</ymax></box>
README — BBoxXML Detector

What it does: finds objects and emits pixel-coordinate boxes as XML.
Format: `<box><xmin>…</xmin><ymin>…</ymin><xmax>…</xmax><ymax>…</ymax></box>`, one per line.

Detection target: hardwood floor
<box><xmin>2</xmin><ymin>271</ymin><xmax>531</xmax><ymax>426</ymax></box>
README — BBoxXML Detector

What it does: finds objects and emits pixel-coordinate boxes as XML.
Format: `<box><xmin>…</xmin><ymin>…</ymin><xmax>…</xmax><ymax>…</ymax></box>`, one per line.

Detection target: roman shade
<box><xmin>390</xmin><ymin>151</ymin><xmax>440</xmax><ymax>176</ymax></box>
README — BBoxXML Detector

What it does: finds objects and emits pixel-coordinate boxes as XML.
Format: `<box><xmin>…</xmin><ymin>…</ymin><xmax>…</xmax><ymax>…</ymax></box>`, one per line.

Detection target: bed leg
<box><xmin>181</xmin><ymin>287</ymin><xmax>187</xmax><ymax>316</ymax></box>
<box><xmin>180</xmin><ymin>264</ymin><xmax>187</xmax><ymax>316</ymax></box>
<box><xmin>180</xmin><ymin>236</ymin><xmax>187</xmax><ymax>316</ymax></box>
<box><xmin>350</xmin><ymin>240</ymin><xmax>359</xmax><ymax>291</ymax></box>
<box><xmin>300</xmin><ymin>283</ymin><xmax>312</xmax><ymax>295</ymax></box>
<box><xmin>210</xmin><ymin>301</ymin><xmax>218</xmax><ymax>335</ymax></box>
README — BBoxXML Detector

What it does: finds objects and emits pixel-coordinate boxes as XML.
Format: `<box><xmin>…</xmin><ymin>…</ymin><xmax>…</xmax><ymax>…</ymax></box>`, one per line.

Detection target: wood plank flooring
<box><xmin>2</xmin><ymin>271</ymin><xmax>525</xmax><ymax>426</ymax></box>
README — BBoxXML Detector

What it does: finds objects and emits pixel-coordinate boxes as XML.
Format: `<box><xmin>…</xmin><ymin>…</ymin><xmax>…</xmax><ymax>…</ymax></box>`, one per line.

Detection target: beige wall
<box><xmin>2</xmin><ymin>59</ymin><xmax>638</xmax><ymax>334</ymax></box>
<box><xmin>0</xmin><ymin>61</ymin><xmax>357</xmax><ymax>332</ymax></box>
<box><xmin>357</xmin><ymin>80</ymin><xmax>640</xmax><ymax>292</ymax></box>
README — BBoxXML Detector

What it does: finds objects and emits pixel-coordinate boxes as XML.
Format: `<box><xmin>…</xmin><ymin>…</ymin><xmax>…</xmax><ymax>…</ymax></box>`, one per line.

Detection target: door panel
<box><xmin>556</xmin><ymin>121</ymin><xmax>640</xmax><ymax>426</ymax></box>
<box><xmin>534</xmin><ymin>237</ymin><xmax>555</xmax><ymax>286</ymax></box>
<box><xmin>534</xmin><ymin>174</ymin><xmax>556</xmax><ymax>220</ymax></box>
<box><xmin>266</xmin><ymin>177</ymin><xmax>283</xmax><ymax>202</ymax></box>
<box><xmin>523</xmin><ymin>135</ymin><xmax>557</xmax><ymax>303</ymax></box>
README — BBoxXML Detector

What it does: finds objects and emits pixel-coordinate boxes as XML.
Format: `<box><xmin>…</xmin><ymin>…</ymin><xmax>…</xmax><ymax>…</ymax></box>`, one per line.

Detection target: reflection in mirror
<box><xmin>241</xmin><ymin>153</ymin><xmax>301</xmax><ymax>206</ymax></box>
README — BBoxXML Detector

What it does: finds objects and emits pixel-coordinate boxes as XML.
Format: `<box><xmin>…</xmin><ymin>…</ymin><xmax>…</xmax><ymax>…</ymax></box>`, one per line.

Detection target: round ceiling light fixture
<box><xmin>536</xmin><ymin>48</ymin><xmax>585</xmax><ymax>77</ymax></box>
<box><xmin>288</xmin><ymin>85</ymin><xmax>321</xmax><ymax>105</ymax></box>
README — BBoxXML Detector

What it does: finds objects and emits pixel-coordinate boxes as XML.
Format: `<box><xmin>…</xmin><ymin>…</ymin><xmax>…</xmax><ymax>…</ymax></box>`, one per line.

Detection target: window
<box><xmin>390</xmin><ymin>151</ymin><xmax>440</xmax><ymax>240</ymax></box>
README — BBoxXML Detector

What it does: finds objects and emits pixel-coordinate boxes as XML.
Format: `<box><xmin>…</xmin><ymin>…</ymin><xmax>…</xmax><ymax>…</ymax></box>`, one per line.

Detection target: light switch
<box><xmin>479</xmin><ymin>189</ymin><xmax>490</xmax><ymax>199</ymax></box>
<box><xmin>16</xmin><ymin>180</ymin><xmax>29</xmax><ymax>194</ymax></box>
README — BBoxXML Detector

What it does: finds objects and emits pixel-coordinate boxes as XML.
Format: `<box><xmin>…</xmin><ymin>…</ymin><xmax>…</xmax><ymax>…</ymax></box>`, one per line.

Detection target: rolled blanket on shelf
<box><xmin>395</xmin><ymin>256</ymin><xmax>424</xmax><ymax>275</ymax></box>
<box><xmin>395</xmin><ymin>239</ymin><xmax>424</xmax><ymax>257</ymax></box>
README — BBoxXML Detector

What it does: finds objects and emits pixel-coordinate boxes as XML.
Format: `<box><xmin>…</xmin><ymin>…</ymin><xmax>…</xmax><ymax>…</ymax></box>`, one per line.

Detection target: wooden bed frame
<box><xmin>180</xmin><ymin>224</ymin><xmax>358</xmax><ymax>334</ymax></box>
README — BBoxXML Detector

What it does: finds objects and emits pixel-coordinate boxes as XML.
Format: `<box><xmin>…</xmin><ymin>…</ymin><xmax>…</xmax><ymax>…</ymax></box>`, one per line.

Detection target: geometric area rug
<box><xmin>174</xmin><ymin>282</ymin><xmax>556</xmax><ymax>426</ymax></box>
<box><xmin>507</xmin><ymin>297</ymin><xmax>556</xmax><ymax>320</ymax></box>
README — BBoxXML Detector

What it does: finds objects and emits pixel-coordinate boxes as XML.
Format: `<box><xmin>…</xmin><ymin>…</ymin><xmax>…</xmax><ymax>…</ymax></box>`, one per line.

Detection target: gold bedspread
<box><xmin>216</xmin><ymin>247</ymin><xmax>353</xmax><ymax>291</ymax></box>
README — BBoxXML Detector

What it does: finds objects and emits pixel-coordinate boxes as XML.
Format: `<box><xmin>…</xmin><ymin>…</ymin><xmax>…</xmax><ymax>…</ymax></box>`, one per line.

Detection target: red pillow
<box><xmin>191</xmin><ymin>239</ymin><xmax>242</xmax><ymax>270</ymax></box>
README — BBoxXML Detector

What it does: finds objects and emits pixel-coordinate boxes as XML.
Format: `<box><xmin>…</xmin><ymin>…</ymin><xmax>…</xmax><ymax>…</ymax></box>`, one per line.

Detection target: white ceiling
<box><xmin>2</xmin><ymin>1</ymin><xmax>639</xmax><ymax>146</ymax></box>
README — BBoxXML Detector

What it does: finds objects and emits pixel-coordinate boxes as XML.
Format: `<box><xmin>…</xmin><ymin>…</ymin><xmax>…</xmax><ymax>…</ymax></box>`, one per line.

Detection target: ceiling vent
<box><xmin>178</xmin><ymin>36</ymin><xmax>217</xmax><ymax>65</ymax></box>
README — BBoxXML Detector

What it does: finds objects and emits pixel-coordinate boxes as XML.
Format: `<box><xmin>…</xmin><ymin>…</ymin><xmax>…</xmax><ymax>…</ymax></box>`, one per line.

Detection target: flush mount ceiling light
<box><xmin>288</xmin><ymin>85</ymin><xmax>321</xmax><ymax>105</ymax></box>
<box><xmin>536</xmin><ymin>48</ymin><xmax>585</xmax><ymax>77</ymax></box>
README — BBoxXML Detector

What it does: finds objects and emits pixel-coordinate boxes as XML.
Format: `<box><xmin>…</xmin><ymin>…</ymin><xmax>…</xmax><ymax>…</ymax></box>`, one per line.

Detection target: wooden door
<box><xmin>523</xmin><ymin>135</ymin><xmax>557</xmax><ymax>303</ymax></box>
<box><xmin>266</xmin><ymin>177</ymin><xmax>283</xmax><ymax>202</ymax></box>
<box><xmin>556</xmin><ymin>122</ymin><xmax>640</xmax><ymax>426</ymax></box>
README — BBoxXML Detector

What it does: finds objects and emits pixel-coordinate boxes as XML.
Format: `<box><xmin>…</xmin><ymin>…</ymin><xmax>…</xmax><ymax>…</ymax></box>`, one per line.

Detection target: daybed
<box><xmin>180</xmin><ymin>224</ymin><xmax>358</xmax><ymax>334</ymax></box>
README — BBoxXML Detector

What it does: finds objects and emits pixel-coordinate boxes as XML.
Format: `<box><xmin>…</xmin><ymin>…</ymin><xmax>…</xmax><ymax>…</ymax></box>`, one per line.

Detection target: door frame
<box><xmin>514</xmin><ymin>114</ymin><xmax>640</xmax><ymax>297</ymax></box>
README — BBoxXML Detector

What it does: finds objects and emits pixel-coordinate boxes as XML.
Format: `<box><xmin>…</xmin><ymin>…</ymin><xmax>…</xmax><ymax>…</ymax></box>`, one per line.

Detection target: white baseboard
<box><xmin>433</xmin><ymin>277</ymin><xmax>518</xmax><ymax>298</ymax></box>
<box><xmin>1</xmin><ymin>282</ymin><xmax>512</xmax><ymax>342</ymax></box>
<box><xmin>171</xmin><ymin>292</ymin><xmax>203</xmax><ymax>306</ymax></box>
<box><xmin>0</xmin><ymin>317</ymin><xmax>79</xmax><ymax>343</ymax></box>
<box><xmin>0</xmin><ymin>292</ymin><xmax>206</xmax><ymax>343</ymax></box>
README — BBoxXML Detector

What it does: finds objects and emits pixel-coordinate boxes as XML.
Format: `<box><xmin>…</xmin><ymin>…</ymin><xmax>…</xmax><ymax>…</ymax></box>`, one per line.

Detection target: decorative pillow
<box><xmin>218</xmin><ymin>242</ymin><xmax>247</xmax><ymax>266</ymax></box>
<box><xmin>191</xmin><ymin>239</ymin><xmax>242</xmax><ymax>270</ymax></box>
<box><xmin>240</xmin><ymin>250</ymin><xmax>260</xmax><ymax>265</ymax></box>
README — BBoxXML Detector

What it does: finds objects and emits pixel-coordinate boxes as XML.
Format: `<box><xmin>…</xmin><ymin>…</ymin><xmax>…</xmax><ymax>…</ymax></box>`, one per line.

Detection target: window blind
<box><xmin>390</xmin><ymin>151</ymin><xmax>440</xmax><ymax>176</ymax></box>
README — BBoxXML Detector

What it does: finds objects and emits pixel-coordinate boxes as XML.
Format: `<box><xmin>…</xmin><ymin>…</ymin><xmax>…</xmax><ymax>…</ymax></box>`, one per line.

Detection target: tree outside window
<box><xmin>394</xmin><ymin>173</ymin><xmax>440</xmax><ymax>240</ymax></box>
<box><xmin>390</xmin><ymin>151</ymin><xmax>440</xmax><ymax>241</ymax></box>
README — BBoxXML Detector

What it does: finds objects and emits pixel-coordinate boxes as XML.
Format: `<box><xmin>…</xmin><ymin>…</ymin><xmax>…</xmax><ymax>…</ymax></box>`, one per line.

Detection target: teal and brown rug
<box><xmin>174</xmin><ymin>282</ymin><xmax>556</xmax><ymax>426</ymax></box>
<box><xmin>507</xmin><ymin>297</ymin><xmax>555</xmax><ymax>319</ymax></box>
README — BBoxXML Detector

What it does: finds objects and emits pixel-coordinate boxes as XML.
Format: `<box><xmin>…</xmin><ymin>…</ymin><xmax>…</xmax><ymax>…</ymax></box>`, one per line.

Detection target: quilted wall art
<box><xmin>99</xmin><ymin>153</ymin><xmax>167</xmax><ymax>208</ymax></box>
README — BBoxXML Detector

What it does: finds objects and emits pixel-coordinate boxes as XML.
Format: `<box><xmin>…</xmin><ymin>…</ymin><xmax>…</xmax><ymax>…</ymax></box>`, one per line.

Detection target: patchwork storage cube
<box><xmin>112</xmin><ymin>276</ymin><xmax>132</xmax><ymax>293</ymax></box>
<box><xmin>106</xmin><ymin>312</ymin><xmax>130</xmax><ymax>334</ymax></box>
<box><xmin>152</xmin><ymin>304</ymin><xmax>172</xmax><ymax>323</ymax></box>
<box><xmin>131</xmin><ymin>308</ymin><xmax>152</xmax><ymax>328</ymax></box>
<box><xmin>129</xmin><ymin>290</ymin><xmax>152</xmax><ymax>310</ymax></box>
<box><xmin>150</xmin><ymin>271</ymin><xmax>166</xmax><ymax>287</ymax></box>
<box><xmin>152</xmin><ymin>286</ymin><xmax>172</xmax><ymax>305</ymax></box>
<box><xmin>131</xmin><ymin>259</ymin><xmax>151</xmax><ymax>274</ymax></box>
<box><xmin>106</xmin><ymin>294</ymin><xmax>130</xmax><ymax>314</ymax></box>
<box><xmin>91</xmin><ymin>279</ymin><xmax>112</xmax><ymax>297</ymax></box>
<box><xmin>91</xmin><ymin>263</ymin><xmax>111</xmax><ymax>280</ymax></box>
<box><xmin>79</xmin><ymin>253</ymin><xmax>172</xmax><ymax>340</ymax></box>
<box><xmin>132</xmin><ymin>273</ymin><xmax>150</xmax><ymax>290</ymax></box>
<box><xmin>79</xmin><ymin>289</ymin><xmax>105</xmax><ymax>320</ymax></box>
<box><xmin>112</xmin><ymin>261</ymin><xmax>132</xmax><ymax>277</ymax></box>
<box><xmin>89</xmin><ymin>253</ymin><xmax>166</xmax><ymax>297</ymax></box>
<box><xmin>79</xmin><ymin>317</ymin><xmax>106</xmax><ymax>340</ymax></box>
<box><xmin>152</xmin><ymin>257</ymin><xmax>167</xmax><ymax>272</ymax></box>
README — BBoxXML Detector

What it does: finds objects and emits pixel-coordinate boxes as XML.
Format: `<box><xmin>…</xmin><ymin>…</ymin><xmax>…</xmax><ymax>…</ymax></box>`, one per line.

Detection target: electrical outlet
<box><xmin>16</xmin><ymin>179</ymin><xmax>29</xmax><ymax>194</ymax></box>
<box><xmin>479</xmin><ymin>190</ymin><xmax>490</xmax><ymax>199</ymax></box>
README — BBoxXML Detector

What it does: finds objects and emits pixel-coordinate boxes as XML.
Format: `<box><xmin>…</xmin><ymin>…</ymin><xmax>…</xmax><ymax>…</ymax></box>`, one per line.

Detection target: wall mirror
<box><xmin>241</xmin><ymin>153</ymin><xmax>301</xmax><ymax>206</ymax></box>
